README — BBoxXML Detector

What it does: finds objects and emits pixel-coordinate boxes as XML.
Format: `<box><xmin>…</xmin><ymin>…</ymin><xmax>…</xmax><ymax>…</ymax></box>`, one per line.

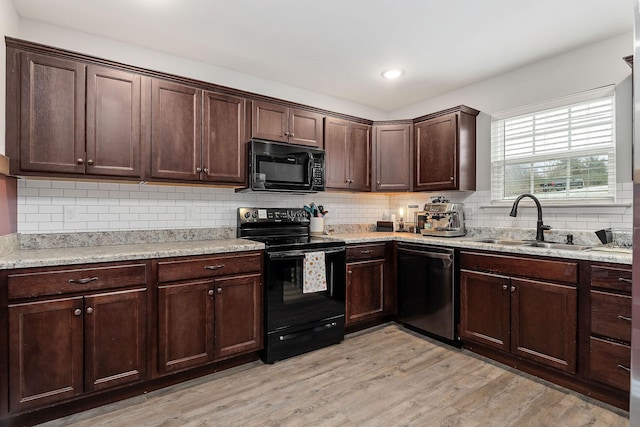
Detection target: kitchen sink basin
<box><xmin>472</xmin><ymin>238</ymin><xmax>528</xmax><ymax>245</ymax></box>
<box><xmin>524</xmin><ymin>242</ymin><xmax>593</xmax><ymax>251</ymax></box>
<box><xmin>471</xmin><ymin>238</ymin><xmax>593</xmax><ymax>251</ymax></box>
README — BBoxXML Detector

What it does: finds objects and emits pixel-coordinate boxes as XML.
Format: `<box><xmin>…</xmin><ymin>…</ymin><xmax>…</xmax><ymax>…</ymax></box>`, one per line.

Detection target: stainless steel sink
<box><xmin>471</xmin><ymin>238</ymin><xmax>593</xmax><ymax>251</ymax></box>
<box><xmin>524</xmin><ymin>242</ymin><xmax>593</xmax><ymax>251</ymax></box>
<box><xmin>472</xmin><ymin>238</ymin><xmax>528</xmax><ymax>246</ymax></box>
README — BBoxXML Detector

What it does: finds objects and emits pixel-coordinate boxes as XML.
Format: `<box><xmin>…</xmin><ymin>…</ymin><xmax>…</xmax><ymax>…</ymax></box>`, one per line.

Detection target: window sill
<box><xmin>479</xmin><ymin>201</ymin><xmax>631</xmax><ymax>214</ymax></box>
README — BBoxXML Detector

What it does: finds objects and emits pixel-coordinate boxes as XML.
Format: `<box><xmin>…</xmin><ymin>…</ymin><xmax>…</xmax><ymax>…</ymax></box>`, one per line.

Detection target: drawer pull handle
<box><xmin>360</xmin><ymin>250</ymin><xmax>373</xmax><ymax>254</ymax></box>
<box><xmin>618</xmin><ymin>364</ymin><xmax>631</xmax><ymax>373</ymax></box>
<box><xmin>617</xmin><ymin>315</ymin><xmax>632</xmax><ymax>322</ymax></box>
<box><xmin>68</xmin><ymin>277</ymin><xmax>99</xmax><ymax>284</ymax></box>
<box><xmin>618</xmin><ymin>278</ymin><xmax>632</xmax><ymax>284</ymax></box>
<box><xmin>204</xmin><ymin>264</ymin><xmax>225</xmax><ymax>270</ymax></box>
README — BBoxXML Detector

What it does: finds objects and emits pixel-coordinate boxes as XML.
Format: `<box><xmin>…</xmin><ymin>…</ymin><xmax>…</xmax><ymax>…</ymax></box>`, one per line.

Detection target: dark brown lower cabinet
<box><xmin>345</xmin><ymin>243</ymin><xmax>395</xmax><ymax>326</ymax></box>
<box><xmin>8</xmin><ymin>288</ymin><xmax>147</xmax><ymax>413</ymax></box>
<box><xmin>346</xmin><ymin>259</ymin><xmax>384</xmax><ymax>324</ymax></box>
<box><xmin>460</xmin><ymin>252</ymin><xmax>578</xmax><ymax>374</ymax></box>
<box><xmin>156</xmin><ymin>253</ymin><xmax>263</xmax><ymax>375</ymax></box>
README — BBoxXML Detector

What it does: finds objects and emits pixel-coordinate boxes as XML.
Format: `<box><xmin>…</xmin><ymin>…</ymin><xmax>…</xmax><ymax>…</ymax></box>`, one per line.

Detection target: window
<box><xmin>491</xmin><ymin>86</ymin><xmax>616</xmax><ymax>202</ymax></box>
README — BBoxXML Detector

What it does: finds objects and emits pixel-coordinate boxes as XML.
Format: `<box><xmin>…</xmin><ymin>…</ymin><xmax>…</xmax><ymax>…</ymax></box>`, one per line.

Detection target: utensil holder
<box><xmin>310</xmin><ymin>217</ymin><xmax>324</xmax><ymax>235</ymax></box>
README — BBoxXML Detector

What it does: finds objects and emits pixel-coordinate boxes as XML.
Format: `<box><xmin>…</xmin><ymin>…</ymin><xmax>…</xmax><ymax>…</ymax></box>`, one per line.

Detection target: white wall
<box><xmin>0</xmin><ymin>0</ymin><xmax>20</xmax><ymax>155</ymax></box>
<box><xmin>17</xmin><ymin>19</ymin><xmax>386</xmax><ymax>121</ymax></box>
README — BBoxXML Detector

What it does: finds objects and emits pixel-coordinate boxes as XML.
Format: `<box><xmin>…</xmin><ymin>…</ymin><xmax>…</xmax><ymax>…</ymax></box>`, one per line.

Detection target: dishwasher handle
<box><xmin>398</xmin><ymin>247</ymin><xmax>453</xmax><ymax>261</ymax></box>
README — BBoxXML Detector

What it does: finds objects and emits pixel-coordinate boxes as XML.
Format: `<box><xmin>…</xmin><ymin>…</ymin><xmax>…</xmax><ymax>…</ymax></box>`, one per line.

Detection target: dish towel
<box><xmin>303</xmin><ymin>251</ymin><xmax>327</xmax><ymax>293</ymax></box>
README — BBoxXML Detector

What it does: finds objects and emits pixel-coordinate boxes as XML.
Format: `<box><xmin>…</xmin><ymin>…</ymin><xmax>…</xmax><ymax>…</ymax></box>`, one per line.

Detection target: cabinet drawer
<box><xmin>346</xmin><ymin>244</ymin><xmax>386</xmax><ymax>261</ymax></box>
<box><xmin>460</xmin><ymin>251</ymin><xmax>578</xmax><ymax>284</ymax></box>
<box><xmin>589</xmin><ymin>336</ymin><xmax>630</xmax><ymax>392</ymax></box>
<box><xmin>591</xmin><ymin>265</ymin><xmax>632</xmax><ymax>293</ymax></box>
<box><xmin>8</xmin><ymin>263</ymin><xmax>147</xmax><ymax>299</ymax></box>
<box><xmin>157</xmin><ymin>251</ymin><xmax>262</xmax><ymax>283</ymax></box>
<box><xmin>591</xmin><ymin>290</ymin><xmax>632</xmax><ymax>342</ymax></box>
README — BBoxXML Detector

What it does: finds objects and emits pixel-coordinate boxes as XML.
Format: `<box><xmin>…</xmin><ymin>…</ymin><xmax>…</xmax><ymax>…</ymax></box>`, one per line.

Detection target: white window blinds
<box><xmin>491</xmin><ymin>86</ymin><xmax>616</xmax><ymax>202</ymax></box>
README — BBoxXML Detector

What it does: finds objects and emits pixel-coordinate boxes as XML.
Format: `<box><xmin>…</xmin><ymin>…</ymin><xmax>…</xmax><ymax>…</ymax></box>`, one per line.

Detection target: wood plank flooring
<box><xmin>39</xmin><ymin>324</ymin><xmax>629</xmax><ymax>427</ymax></box>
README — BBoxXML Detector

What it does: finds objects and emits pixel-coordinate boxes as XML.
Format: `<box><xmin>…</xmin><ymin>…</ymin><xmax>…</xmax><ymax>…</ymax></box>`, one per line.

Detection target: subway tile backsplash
<box><xmin>17</xmin><ymin>179</ymin><xmax>390</xmax><ymax>233</ymax></box>
<box><xmin>17</xmin><ymin>179</ymin><xmax>634</xmax><ymax>235</ymax></box>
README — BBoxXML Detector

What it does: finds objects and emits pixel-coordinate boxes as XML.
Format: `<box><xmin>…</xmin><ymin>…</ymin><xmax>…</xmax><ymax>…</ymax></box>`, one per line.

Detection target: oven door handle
<box><xmin>267</xmin><ymin>247</ymin><xmax>346</xmax><ymax>259</ymax></box>
<box><xmin>277</xmin><ymin>321</ymin><xmax>340</xmax><ymax>341</ymax></box>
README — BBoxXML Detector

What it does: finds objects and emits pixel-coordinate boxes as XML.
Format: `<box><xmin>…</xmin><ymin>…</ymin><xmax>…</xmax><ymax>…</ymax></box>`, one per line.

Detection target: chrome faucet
<box><xmin>509</xmin><ymin>193</ymin><xmax>551</xmax><ymax>241</ymax></box>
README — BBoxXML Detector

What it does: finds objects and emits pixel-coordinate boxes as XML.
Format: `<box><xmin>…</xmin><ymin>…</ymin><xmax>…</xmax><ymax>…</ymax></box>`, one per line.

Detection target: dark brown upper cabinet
<box><xmin>325</xmin><ymin>117</ymin><xmax>371</xmax><ymax>191</ymax></box>
<box><xmin>150</xmin><ymin>79</ymin><xmax>247</xmax><ymax>184</ymax></box>
<box><xmin>86</xmin><ymin>66</ymin><xmax>142</xmax><ymax>177</ymax></box>
<box><xmin>373</xmin><ymin>124</ymin><xmax>412</xmax><ymax>192</ymax></box>
<box><xmin>12</xmin><ymin>52</ymin><xmax>142</xmax><ymax>178</ymax></box>
<box><xmin>18</xmin><ymin>52</ymin><xmax>86</xmax><ymax>175</ymax></box>
<box><xmin>203</xmin><ymin>92</ymin><xmax>247</xmax><ymax>184</ymax></box>
<box><xmin>150</xmin><ymin>79</ymin><xmax>202</xmax><ymax>181</ymax></box>
<box><xmin>413</xmin><ymin>106</ymin><xmax>479</xmax><ymax>192</ymax></box>
<box><xmin>252</xmin><ymin>100</ymin><xmax>324</xmax><ymax>148</ymax></box>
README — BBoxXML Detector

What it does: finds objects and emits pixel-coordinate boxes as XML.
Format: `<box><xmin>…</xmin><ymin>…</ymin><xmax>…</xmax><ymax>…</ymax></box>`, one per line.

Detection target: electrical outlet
<box><xmin>64</xmin><ymin>206</ymin><xmax>79</xmax><ymax>223</ymax></box>
<box><xmin>185</xmin><ymin>206</ymin><xmax>195</xmax><ymax>220</ymax></box>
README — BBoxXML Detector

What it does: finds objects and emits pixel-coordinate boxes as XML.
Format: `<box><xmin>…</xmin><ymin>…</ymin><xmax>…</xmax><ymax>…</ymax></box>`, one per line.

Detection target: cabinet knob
<box><xmin>289</xmin><ymin>133</ymin><xmax>294</xmax><ymax>137</ymax></box>
<box><xmin>208</xmin><ymin>289</ymin><xmax>214</xmax><ymax>296</ymax></box>
<box><xmin>450</xmin><ymin>176</ymin><xmax>454</xmax><ymax>181</ymax></box>
<box><xmin>74</xmin><ymin>309</ymin><xmax>82</xmax><ymax>316</ymax></box>
<box><xmin>87</xmin><ymin>159</ymin><xmax>94</xmax><ymax>166</ymax></box>
<box><xmin>510</xmin><ymin>286</ymin><xmax>516</xmax><ymax>292</ymax></box>
<box><xmin>216</xmin><ymin>288</ymin><xmax>223</xmax><ymax>294</ymax></box>
<box><xmin>76</xmin><ymin>158</ymin><xmax>84</xmax><ymax>165</ymax></box>
<box><xmin>203</xmin><ymin>168</ymin><xmax>209</xmax><ymax>174</ymax></box>
<box><xmin>347</xmin><ymin>270</ymin><xmax>353</xmax><ymax>274</ymax></box>
<box><xmin>502</xmin><ymin>285</ymin><xmax>508</xmax><ymax>291</ymax></box>
<box><xmin>86</xmin><ymin>307</ymin><xmax>93</xmax><ymax>315</ymax></box>
<box><xmin>196</xmin><ymin>167</ymin><xmax>202</xmax><ymax>173</ymax></box>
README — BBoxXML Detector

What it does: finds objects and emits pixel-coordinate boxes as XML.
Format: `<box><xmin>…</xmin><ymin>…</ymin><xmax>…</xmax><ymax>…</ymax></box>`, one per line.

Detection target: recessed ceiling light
<box><xmin>381</xmin><ymin>69</ymin><xmax>404</xmax><ymax>80</ymax></box>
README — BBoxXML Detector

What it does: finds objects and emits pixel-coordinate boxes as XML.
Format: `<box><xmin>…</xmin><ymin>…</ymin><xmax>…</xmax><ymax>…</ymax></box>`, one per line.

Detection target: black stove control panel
<box><xmin>238</xmin><ymin>207</ymin><xmax>309</xmax><ymax>224</ymax></box>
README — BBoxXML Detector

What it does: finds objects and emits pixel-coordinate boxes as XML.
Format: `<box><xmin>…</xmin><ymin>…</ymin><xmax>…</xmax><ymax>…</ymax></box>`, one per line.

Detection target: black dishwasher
<box><xmin>397</xmin><ymin>243</ymin><xmax>459</xmax><ymax>346</ymax></box>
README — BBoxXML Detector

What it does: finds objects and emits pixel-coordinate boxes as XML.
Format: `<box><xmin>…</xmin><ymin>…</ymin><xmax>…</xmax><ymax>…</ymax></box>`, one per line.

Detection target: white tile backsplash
<box><xmin>17</xmin><ymin>179</ymin><xmax>634</xmax><ymax>234</ymax></box>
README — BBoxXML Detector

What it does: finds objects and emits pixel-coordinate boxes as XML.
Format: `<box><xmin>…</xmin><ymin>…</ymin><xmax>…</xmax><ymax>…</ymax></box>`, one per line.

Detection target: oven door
<box><xmin>265</xmin><ymin>246</ymin><xmax>346</xmax><ymax>333</ymax></box>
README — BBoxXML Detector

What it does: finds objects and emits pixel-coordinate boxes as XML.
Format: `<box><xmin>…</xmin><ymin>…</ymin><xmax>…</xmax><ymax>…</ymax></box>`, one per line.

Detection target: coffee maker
<box><xmin>415</xmin><ymin>199</ymin><xmax>466</xmax><ymax>237</ymax></box>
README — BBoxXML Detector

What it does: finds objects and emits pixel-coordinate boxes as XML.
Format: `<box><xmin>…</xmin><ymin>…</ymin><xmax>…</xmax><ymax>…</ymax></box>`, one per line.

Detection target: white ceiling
<box><xmin>11</xmin><ymin>0</ymin><xmax>633</xmax><ymax>112</ymax></box>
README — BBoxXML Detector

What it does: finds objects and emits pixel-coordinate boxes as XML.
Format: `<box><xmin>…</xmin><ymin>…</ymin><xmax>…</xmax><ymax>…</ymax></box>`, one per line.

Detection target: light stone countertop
<box><xmin>330</xmin><ymin>232</ymin><xmax>632</xmax><ymax>265</ymax></box>
<box><xmin>0</xmin><ymin>239</ymin><xmax>265</xmax><ymax>270</ymax></box>
<box><xmin>0</xmin><ymin>231</ymin><xmax>631</xmax><ymax>271</ymax></box>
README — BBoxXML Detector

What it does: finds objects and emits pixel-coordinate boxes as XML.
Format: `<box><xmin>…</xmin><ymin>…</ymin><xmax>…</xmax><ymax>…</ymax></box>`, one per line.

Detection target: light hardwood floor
<box><xmin>39</xmin><ymin>324</ymin><xmax>629</xmax><ymax>427</ymax></box>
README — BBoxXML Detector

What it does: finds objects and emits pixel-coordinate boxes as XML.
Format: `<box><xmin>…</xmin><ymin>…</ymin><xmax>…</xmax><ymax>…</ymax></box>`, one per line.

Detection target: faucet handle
<box><xmin>541</xmin><ymin>224</ymin><xmax>552</xmax><ymax>230</ymax></box>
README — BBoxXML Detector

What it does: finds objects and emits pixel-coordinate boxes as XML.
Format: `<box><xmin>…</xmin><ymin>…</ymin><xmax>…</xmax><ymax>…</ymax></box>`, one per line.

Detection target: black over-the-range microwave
<box><xmin>246</xmin><ymin>139</ymin><xmax>325</xmax><ymax>193</ymax></box>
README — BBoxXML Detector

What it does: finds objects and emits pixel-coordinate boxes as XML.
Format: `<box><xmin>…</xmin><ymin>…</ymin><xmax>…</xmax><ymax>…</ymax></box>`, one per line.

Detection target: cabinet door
<box><xmin>459</xmin><ymin>270</ymin><xmax>510</xmax><ymax>352</ymax></box>
<box><xmin>86</xmin><ymin>66</ymin><xmax>141</xmax><ymax>178</ymax></box>
<box><xmin>511</xmin><ymin>278</ymin><xmax>577</xmax><ymax>373</ymax></box>
<box><xmin>150</xmin><ymin>79</ymin><xmax>202</xmax><ymax>180</ymax></box>
<box><xmin>375</xmin><ymin>124</ymin><xmax>411</xmax><ymax>191</ymax></box>
<box><xmin>289</xmin><ymin>108</ymin><xmax>324</xmax><ymax>148</ymax></box>
<box><xmin>203</xmin><ymin>92</ymin><xmax>246</xmax><ymax>184</ymax></box>
<box><xmin>251</xmin><ymin>100</ymin><xmax>288</xmax><ymax>143</ymax></box>
<box><xmin>84</xmin><ymin>289</ymin><xmax>147</xmax><ymax>392</ymax></box>
<box><xmin>214</xmin><ymin>273</ymin><xmax>262</xmax><ymax>360</ymax></box>
<box><xmin>349</xmin><ymin>123</ymin><xmax>372</xmax><ymax>191</ymax></box>
<box><xmin>324</xmin><ymin>117</ymin><xmax>350</xmax><ymax>189</ymax></box>
<box><xmin>8</xmin><ymin>297</ymin><xmax>84</xmax><ymax>412</ymax></box>
<box><xmin>20</xmin><ymin>53</ymin><xmax>86</xmax><ymax>174</ymax></box>
<box><xmin>158</xmin><ymin>281</ymin><xmax>213</xmax><ymax>373</ymax></box>
<box><xmin>414</xmin><ymin>113</ymin><xmax>457</xmax><ymax>191</ymax></box>
<box><xmin>346</xmin><ymin>259</ymin><xmax>384</xmax><ymax>325</ymax></box>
